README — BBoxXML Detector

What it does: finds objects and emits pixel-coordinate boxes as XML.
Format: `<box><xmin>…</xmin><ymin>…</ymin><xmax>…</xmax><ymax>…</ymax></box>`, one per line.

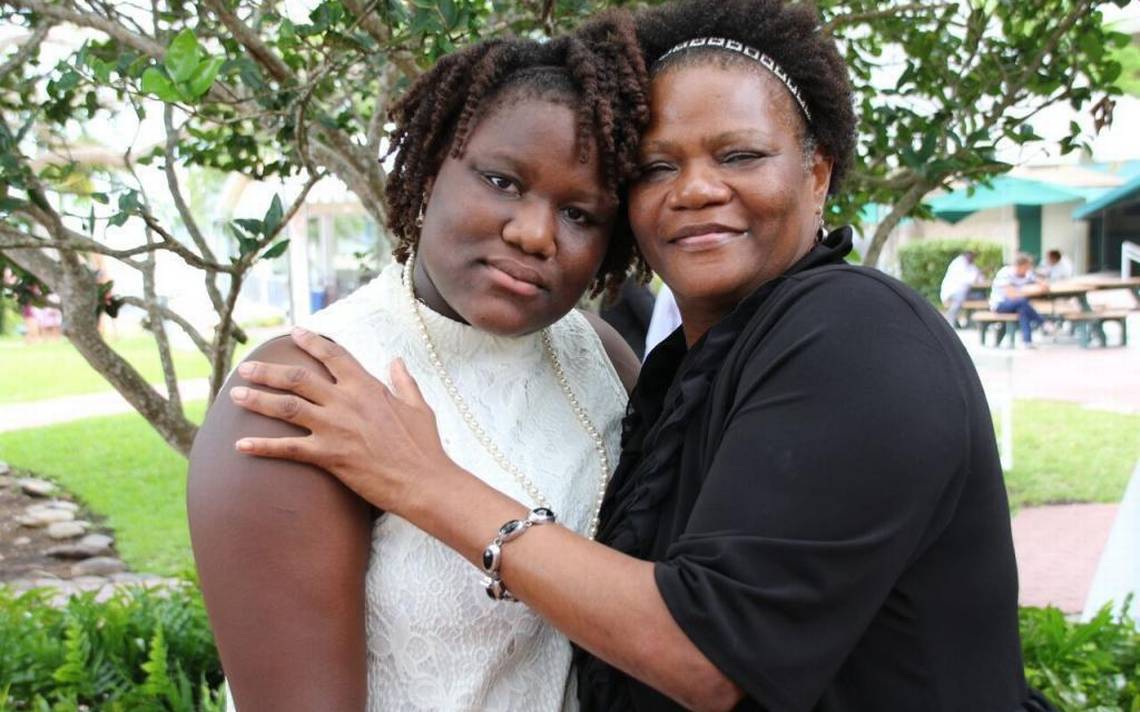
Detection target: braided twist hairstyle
<box><xmin>634</xmin><ymin>0</ymin><xmax>856</xmax><ymax>194</ymax></box>
<box><xmin>384</xmin><ymin>12</ymin><xmax>651</xmax><ymax>295</ymax></box>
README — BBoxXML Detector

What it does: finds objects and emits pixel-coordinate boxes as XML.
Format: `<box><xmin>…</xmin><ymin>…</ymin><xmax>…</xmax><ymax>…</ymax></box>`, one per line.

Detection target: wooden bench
<box><xmin>1058</xmin><ymin>310</ymin><xmax>1130</xmax><ymax>347</ymax></box>
<box><xmin>973</xmin><ymin>311</ymin><xmax>1021</xmax><ymax>348</ymax></box>
<box><xmin>954</xmin><ymin>300</ymin><xmax>992</xmax><ymax>329</ymax></box>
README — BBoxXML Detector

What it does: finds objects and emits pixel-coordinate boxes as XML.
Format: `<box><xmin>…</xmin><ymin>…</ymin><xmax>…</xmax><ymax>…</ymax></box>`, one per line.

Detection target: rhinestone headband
<box><xmin>655</xmin><ymin>37</ymin><xmax>812</xmax><ymax>123</ymax></box>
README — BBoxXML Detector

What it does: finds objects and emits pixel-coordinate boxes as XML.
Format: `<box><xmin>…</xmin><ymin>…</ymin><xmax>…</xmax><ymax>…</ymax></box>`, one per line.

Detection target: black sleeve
<box><xmin>654</xmin><ymin>274</ymin><xmax>970</xmax><ymax>711</ymax></box>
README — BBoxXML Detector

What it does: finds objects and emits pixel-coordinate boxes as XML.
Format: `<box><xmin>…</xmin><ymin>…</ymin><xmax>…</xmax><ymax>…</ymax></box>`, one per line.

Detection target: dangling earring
<box><xmin>815</xmin><ymin>208</ymin><xmax>826</xmax><ymax>243</ymax></box>
<box><xmin>415</xmin><ymin>203</ymin><xmax>425</xmax><ymax>229</ymax></box>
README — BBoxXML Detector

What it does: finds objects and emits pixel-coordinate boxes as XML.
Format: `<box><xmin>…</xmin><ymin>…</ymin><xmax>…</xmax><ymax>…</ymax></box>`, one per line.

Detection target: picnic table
<box><xmin>975</xmin><ymin>275</ymin><xmax>1137</xmax><ymax>348</ymax></box>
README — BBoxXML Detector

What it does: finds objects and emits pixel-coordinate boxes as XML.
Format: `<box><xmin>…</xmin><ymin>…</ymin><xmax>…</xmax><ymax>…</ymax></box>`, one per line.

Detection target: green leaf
<box><xmin>165</xmin><ymin>29</ymin><xmax>202</xmax><ymax>84</ymax></box>
<box><xmin>262</xmin><ymin>194</ymin><xmax>284</xmax><ymax>236</ymax></box>
<box><xmin>56</xmin><ymin>69</ymin><xmax>81</xmax><ymax>92</ymax></box>
<box><xmin>141</xmin><ymin>67</ymin><xmax>180</xmax><ymax>102</ymax></box>
<box><xmin>118</xmin><ymin>190</ymin><xmax>141</xmax><ymax>212</ymax></box>
<box><xmin>236</xmin><ymin>236</ymin><xmax>260</xmax><ymax>258</ymax></box>
<box><xmin>231</xmin><ymin>218</ymin><xmax>263</xmax><ymax>237</ymax></box>
<box><xmin>186</xmin><ymin>57</ymin><xmax>224</xmax><ymax>99</ymax></box>
<box><xmin>261</xmin><ymin>240</ymin><xmax>290</xmax><ymax>259</ymax></box>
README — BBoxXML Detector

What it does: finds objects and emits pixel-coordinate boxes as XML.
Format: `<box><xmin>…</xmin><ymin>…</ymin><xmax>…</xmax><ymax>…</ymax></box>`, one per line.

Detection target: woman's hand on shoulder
<box><xmin>229</xmin><ymin>327</ymin><xmax>452</xmax><ymax>515</ymax></box>
<box><xmin>581</xmin><ymin>310</ymin><xmax>640</xmax><ymax>394</ymax></box>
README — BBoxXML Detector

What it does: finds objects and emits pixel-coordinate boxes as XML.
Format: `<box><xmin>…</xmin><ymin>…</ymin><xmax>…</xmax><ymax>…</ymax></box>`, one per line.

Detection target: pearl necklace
<box><xmin>402</xmin><ymin>253</ymin><xmax>611</xmax><ymax>539</ymax></box>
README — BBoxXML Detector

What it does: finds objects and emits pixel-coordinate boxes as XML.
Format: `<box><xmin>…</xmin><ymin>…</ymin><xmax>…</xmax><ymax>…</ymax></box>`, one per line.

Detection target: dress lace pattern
<box><xmin>304</xmin><ymin>263</ymin><xmax>627</xmax><ymax>712</ymax></box>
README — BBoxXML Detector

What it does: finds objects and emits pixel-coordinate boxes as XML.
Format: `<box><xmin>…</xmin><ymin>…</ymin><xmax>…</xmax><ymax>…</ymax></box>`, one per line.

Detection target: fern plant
<box><xmin>0</xmin><ymin>583</ymin><xmax>223</xmax><ymax>710</ymax></box>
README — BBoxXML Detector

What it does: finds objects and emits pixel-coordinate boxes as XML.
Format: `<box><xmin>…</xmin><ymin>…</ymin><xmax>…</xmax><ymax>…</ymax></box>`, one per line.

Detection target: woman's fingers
<box><xmin>237</xmin><ymin>361</ymin><xmax>331</xmax><ymax>404</ymax></box>
<box><xmin>389</xmin><ymin>358</ymin><xmax>426</xmax><ymax>407</ymax></box>
<box><xmin>289</xmin><ymin>327</ymin><xmax>358</xmax><ymax>382</ymax></box>
<box><xmin>230</xmin><ymin>386</ymin><xmax>319</xmax><ymax>429</ymax></box>
<box><xmin>235</xmin><ymin>435</ymin><xmax>318</xmax><ymax>464</ymax></box>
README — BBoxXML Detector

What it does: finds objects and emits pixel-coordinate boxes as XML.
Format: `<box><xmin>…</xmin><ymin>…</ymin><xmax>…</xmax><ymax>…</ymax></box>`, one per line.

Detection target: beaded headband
<box><xmin>655</xmin><ymin>37</ymin><xmax>813</xmax><ymax>123</ymax></box>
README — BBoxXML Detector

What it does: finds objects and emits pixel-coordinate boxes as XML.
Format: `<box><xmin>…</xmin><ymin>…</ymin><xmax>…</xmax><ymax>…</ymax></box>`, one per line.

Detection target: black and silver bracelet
<box><xmin>481</xmin><ymin>507</ymin><xmax>556</xmax><ymax>602</ymax></box>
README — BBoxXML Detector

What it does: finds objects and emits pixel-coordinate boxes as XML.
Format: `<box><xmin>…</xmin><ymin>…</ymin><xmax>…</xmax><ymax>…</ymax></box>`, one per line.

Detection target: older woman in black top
<box><xmin>228</xmin><ymin>0</ymin><xmax>1037</xmax><ymax>709</ymax></box>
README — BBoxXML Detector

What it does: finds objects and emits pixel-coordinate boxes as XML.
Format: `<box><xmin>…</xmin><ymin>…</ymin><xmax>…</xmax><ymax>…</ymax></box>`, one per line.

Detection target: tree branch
<box><xmin>119</xmin><ymin>295</ymin><xmax>212</xmax><ymax>358</ymax></box>
<box><xmin>163</xmin><ymin>105</ymin><xmax>228</xmax><ymax>316</ymax></box>
<box><xmin>982</xmin><ymin>0</ymin><xmax>1094</xmax><ymax>130</ymax></box>
<box><xmin>201</xmin><ymin>0</ymin><xmax>292</xmax><ymax>83</ymax></box>
<box><xmin>0</xmin><ymin>22</ymin><xmax>53</xmax><ymax>77</ymax></box>
<box><xmin>824</xmin><ymin>2</ymin><xmax>946</xmax><ymax>32</ymax></box>
<box><xmin>8</xmin><ymin>0</ymin><xmax>165</xmax><ymax>59</ymax></box>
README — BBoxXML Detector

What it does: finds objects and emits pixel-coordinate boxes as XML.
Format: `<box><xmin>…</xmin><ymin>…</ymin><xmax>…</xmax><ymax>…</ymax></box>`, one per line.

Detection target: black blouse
<box><xmin>577</xmin><ymin>228</ymin><xmax>1030</xmax><ymax>711</ymax></box>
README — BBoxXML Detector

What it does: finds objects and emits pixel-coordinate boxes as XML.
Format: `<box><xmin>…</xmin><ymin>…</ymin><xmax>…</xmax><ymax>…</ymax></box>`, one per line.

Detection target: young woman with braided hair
<box><xmin>222</xmin><ymin>0</ymin><xmax>1040</xmax><ymax>709</ymax></box>
<box><xmin>188</xmin><ymin>13</ymin><xmax>649</xmax><ymax>711</ymax></box>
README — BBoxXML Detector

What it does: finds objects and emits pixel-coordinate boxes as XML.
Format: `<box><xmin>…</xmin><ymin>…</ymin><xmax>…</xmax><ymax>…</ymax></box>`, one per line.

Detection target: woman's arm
<box><xmin>187</xmin><ymin>337</ymin><xmax>373</xmax><ymax>711</ymax></box>
<box><xmin>228</xmin><ymin>330</ymin><xmax>741</xmax><ymax>712</ymax></box>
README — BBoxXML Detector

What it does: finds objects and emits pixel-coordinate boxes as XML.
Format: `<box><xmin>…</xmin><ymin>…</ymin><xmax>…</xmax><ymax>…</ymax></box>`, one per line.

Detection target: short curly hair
<box><xmin>634</xmin><ymin>0</ymin><xmax>856</xmax><ymax>195</ymax></box>
<box><xmin>383</xmin><ymin>12</ymin><xmax>651</xmax><ymax>296</ymax></box>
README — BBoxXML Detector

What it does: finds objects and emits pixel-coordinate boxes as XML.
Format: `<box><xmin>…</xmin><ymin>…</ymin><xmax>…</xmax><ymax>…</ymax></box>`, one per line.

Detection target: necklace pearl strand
<box><xmin>402</xmin><ymin>253</ymin><xmax>611</xmax><ymax>539</ymax></box>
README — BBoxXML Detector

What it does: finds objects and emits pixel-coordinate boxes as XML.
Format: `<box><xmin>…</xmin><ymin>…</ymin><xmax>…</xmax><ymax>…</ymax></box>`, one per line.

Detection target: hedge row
<box><xmin>898</xmin><ymin>238</ymin><xmax>1004</xmax><ymax>305</ymax></box>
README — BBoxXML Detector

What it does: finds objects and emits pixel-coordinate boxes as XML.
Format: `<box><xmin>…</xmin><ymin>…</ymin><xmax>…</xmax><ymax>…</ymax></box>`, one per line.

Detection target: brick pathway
<box><xmin>1011</xmin><ymin>503</ymin><xmax>1120</xmax><ymax>613</ymax></box>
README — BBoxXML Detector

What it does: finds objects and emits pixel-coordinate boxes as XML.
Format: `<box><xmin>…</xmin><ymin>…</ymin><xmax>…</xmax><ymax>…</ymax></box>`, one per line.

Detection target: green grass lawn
<box><xmin>0</xmin><ymin>398</ymin><xmax>1135</xmax><ymax>577</ymax></box>
<box><xmin>0</xmin><ymin>403</ymin><xmax>206</xmax><ymax>576</ymax></box>
<box><xmin>1004</xmin><ymin>400</ymin><xmax>1140</xmax><ymax>510</ymax></box>
<box><xmin>0</xmin><ymin>335</ymin><xmax>251</xmax><ymax>404</ymax></box>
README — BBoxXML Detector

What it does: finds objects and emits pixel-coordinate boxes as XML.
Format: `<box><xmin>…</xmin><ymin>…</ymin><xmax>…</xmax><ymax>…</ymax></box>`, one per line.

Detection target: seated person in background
<box><xmin>991</xmin><ymin>252</ymin><xmax>1049</xmax><ymax>348</ymax></box>
<box><xmin>1038</xmin><ymin>249</ymin><xmax>1074</xmax><ymax>281</ymax></box>
<box><xmin>940</xmin><ymin>250</ymin><xmax>982</xmax><ymax>326</ymax></box>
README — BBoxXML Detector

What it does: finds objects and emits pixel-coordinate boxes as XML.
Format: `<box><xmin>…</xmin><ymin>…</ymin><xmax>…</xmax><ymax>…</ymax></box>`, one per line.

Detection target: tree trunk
<box><xmin>7</xmin><ymin>247</ymin><xmax>199</xmax><ymax>456</ymax></box>
<box><xmin>862</xmin><ymin>180</ymin><xmax>933</xmax><ymax>268</ymax></box>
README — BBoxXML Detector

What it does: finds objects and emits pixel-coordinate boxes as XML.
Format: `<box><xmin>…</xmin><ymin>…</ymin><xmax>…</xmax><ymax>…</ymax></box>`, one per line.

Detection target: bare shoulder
<box><xmin>187</xmin><ymin>335</ymin><xmax>371</xmax><ymax>709</ymax></box>
<box><xmin>188</xmin><ymin>333</ymin><xmax>370</xmax><ymax>546</ymax></box>
<box><xmin>580</xmin><ymin>310</ymin><xmax>639</xmax><ymax>394</ymax></box>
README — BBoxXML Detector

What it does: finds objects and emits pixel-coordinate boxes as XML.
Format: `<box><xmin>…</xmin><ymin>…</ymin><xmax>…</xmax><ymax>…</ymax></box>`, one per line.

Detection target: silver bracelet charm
<box><xmin>481</xmin><ymin>508</ymin><xmax>556</xmax><ymax>602</ymax></box>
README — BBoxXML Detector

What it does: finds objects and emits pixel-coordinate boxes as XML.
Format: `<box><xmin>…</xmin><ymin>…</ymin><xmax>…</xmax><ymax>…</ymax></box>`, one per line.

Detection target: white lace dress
<box><xmin>302</xmin><ymin>263</ymin><xmax>627</xmax><ymax>711</ymax></box>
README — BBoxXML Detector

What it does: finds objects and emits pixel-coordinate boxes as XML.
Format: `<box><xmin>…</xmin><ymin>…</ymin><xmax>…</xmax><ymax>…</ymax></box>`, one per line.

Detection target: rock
<box><xmin>14</xmin><ymin>536</ymin><xmax>31</xmax><ymax>546</ymax></box>
<box><xmin>76</xmin><ymin>533</ymin><xmax>114</xmax><ymax>556</ymax></box>
<box><xmin>71</xmin><ymin>576</ymin><xmax>108</xmax><ymax>589</ymax></box>
<box><xmin>18</xmin><ymin>505</ymin><xmax>74</xmax><ymax>527</ymax></box>
<box><xmin>45</xmin><ymin>500</ymin><xmax>79</xmax><ymax>512</ymax></box>
<box><xmin>71</xmin><ymin>557</ymin><xmax>127</xmax><ymax>577</ymax></box>
<box><xmin>0</xmin><ymin>460</ymin><xmax>10</xmax><ymax>475</ymax></box>
<box><xmin>47</xmin><ymin>521</ymin><xmax>89</xmax><ymax>540</ymax></box>
<box><xmin>18</xmin><ymin>478</ymin><xmax>57</xmax><ymax>497</ymax></box>
<box><xmin>46</xmin><ymin>544</ymin><xmax>93</xmax><ymax>560</ymax></box>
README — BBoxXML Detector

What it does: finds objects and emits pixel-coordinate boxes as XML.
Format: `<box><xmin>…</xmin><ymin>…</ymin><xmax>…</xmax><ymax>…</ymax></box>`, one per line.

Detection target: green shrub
<box><xmin>1020</xmin><ymin>601</ymin><xmax>1140</xmax><ymax>710</ymax></box>
<box><xmin>898</xmin><ymin>239</ymin><xmax>1004</xmax><ymax>305</ymax></box>
<box><xmin>0</xmin><ymin>583</ymin><xmax>224</xmax><ymax>711</ymax></box>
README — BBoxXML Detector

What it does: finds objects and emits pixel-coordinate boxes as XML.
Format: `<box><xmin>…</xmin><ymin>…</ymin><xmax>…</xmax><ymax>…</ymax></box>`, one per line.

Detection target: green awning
<box><xmin>1072</xmin><ymin>172</ymin><xmax>1140</xmax><ymax>220</ymax></box>
<box><xmin>929</xmin><ymin>176</ymin><xmax>1087</xmax><ymax>224</ymax></box>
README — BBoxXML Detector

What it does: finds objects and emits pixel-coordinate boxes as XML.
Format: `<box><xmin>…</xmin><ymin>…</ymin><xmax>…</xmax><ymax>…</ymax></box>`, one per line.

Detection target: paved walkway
<box><xmin>0</xmin><ymin>379</ymin><xmax>209</xmax><ymax>433</ymax></box>
<box><xmin>1012</xmin><ymin>503</ymin><xmax>1120</xmax><ymax>613</ymax></box>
